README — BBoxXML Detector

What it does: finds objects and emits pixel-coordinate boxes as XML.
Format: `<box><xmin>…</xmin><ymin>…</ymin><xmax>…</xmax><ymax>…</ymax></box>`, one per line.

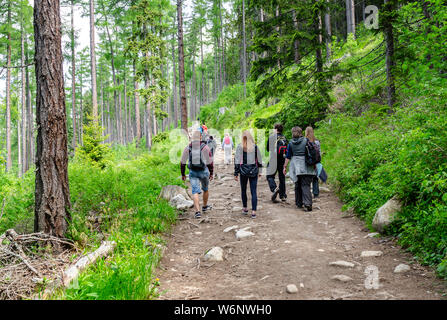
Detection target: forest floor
<box><xmin>155</xmin><ymin>147</ymin><xmax>446</xmax><ymax>300</ymax></box>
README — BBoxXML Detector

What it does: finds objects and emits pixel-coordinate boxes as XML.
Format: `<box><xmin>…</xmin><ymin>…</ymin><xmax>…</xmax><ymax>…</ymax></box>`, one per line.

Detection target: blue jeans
<box><xmin>189</xmin><ymin>169</ymin><xmax>210</xmax><ymax>195</ymax></box>
<box><xmin>240</xmin><ymin>175</ymin><xmax>258</xmax><ymax>211</ymax></box>
<box><xmin>312</xmin><ymin>176</ymin><xmax>319</xmax><ymax>197</ymax></box>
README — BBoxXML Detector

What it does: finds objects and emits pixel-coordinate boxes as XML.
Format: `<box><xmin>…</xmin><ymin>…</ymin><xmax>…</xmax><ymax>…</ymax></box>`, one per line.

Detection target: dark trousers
<box><xmin>267</xmin><ymin>160</ymin><xmax>286</xmax><ymax>198</ymax></box>
<box><xmin>240</xmin><ymin>175</ymin><xmax>258</xmax><ymax>211</ymax></box>
<box><xmin>312</xmin><ymin>176</ymin><xmax>319</xmax><ymax>197</ymax></box>
<box><xmin>295</xmin><ymin>175</ymin><xmax>313</xmax><ymax>207</ymax></box>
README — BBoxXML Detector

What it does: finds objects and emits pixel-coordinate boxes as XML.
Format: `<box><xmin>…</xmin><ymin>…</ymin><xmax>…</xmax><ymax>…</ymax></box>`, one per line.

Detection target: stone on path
<box><xmin>394</xmin><ymin>264</ymin><xmax>411</xmax><ymax>274</ymax></box>
<box><xmin>286</xmin><ymin>284</ymin><xmax>298</xmax><ymax>294</ymax></box>
<box><xmin>232</xmin><ymin>198</ymin><xmax>239</xmax><ymax>202</ymax></box>
<box><xmin>223</xmin><ymin>225</ymin><xmax>239</xmax><ymax>233</ymax></box>
<box><xmin>372</xmin><ymin>197</ymin><xmax>402</xmax><ymax>233</ymax></box>
<box><xmin>361</xmin><ymin>250</ymin><xmax>383</xmax><ymax>257</ymax></box>
<box><xmin>319</xmin><ymin>186</ymin><xmax>331</xmax><ymax>193</ymax></box>
<box><xmin>170</xmin><ymin>194</ymin><xmax>194</xmax><ymax>210</ymax></box>
<box><xmin>204</xmin><ymin>247</ymin><xmax>224</xmax><ymax>262</ymax></box>
<box><xmin>235</xmin><ymin>229</ymin><xmax>255</xmax><ymax>240</ymax></box>
<box><xmin>365</xmin><ymin>232</ymin><xmax>380</xmax><ymax>238</ymax></box>
<box><xmin>331</xmin><ymin>275</ymin><xmax>353</xmax><ymax>282</ymax></box>
<box><xmin>329</xmin><ymin>261</ymin><xmax>355</xmax><ymax>268</ymax></box>
<box><xmin>232</xmin><ymin>207</ymin><xmax>242</xmax><ymax>212</ymax></box>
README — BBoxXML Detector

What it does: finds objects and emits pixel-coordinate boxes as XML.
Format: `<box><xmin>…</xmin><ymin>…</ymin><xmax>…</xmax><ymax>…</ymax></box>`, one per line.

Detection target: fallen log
<box><xmin>62</xmin><ymin>241</ymin><xmax>117</xmax><ymax>287</ymax></box>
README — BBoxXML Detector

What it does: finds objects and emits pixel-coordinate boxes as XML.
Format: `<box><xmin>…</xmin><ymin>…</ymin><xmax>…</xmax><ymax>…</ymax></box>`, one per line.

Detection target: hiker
<box><xmin>234</xmin><ymin>131</ymin><xmax>263</xmax><ymax>219</ymax></box>
<box><xmin>283</xmin><ymin>126</ymin><xmax>316</xmax><ymax>212</ymax></box>
<box><xmin>222</xmin><ymin>133</ymin><xmax>233</xmax><ymax>165</ymax></box>
<box><xmin>206</xmin><ymin>135</ymin><xmax>217</xmax><ymax>157</ymax></box>
<box><xmin>305</xmin><ymin>126</ymin><xmax>321</xmax><ymax>198</ymax></box>
<box><xmin>266</xmin><ymin>123</ymin><xmax>288</xmax><ymax>203</ymax></box>
<box><xmin>180</xmin><ymin>130</ymin><xmax>214</xmax><ymax>219</ymax></box>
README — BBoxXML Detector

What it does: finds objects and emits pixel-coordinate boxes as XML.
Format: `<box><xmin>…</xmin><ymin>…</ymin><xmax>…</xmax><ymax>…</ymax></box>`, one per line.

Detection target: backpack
<box><xmin>305</xmin><ymin>139</ymin><xmax>321</xmax><ymax>166</ymax></box>
<box><xmin>188</xmin><ymin>143</ymin><xmax>207</xmax><ymax>171</ymax></box>
<box><xmin>224</xmin><ymin>136</ymin><xmax>231</xmax><ymax>145</ymax></box>
<box><xmin>275</xmin><ymin>135</ymin><xmax>288</xmax><ymax>159</ymax></box>
<box><xmin>240</xmin><ymin>146</ymin><xmax>259</xmax><ymax>177</ymax></box>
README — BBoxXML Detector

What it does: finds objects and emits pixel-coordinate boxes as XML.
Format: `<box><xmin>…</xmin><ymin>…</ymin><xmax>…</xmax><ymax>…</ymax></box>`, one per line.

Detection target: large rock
<box><xmin>394</xmin><ymin>264</ymin><xmax>411</xmax><ymax>274</ymax></box>
<box><xmin>159</xmin><ymin>185</ymin><xmax>191</xmax><ymax>202</ymax></box>
<box><xmin>170</xmin><ymin>194</ymin><xmax>194</xmax><ymax>210</ymax></box>
<box><xmin>372</xmin><ymin>197</ymin><xmax>402</xmax><ymax>233</ymax></box>
<box><xmin>204</xmin><ymin>247</ymin><xmax>224</xmax><ymax>262</ymax></box>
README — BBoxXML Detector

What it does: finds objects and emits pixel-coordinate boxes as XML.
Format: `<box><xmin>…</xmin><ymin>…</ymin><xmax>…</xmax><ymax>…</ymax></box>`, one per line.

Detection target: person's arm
<box><xmin>283</xmin><ymin>143</ymin><xmax>292</xmax><ymax>175</ymax></box>
<box><xmin>203</xmin><ymin>145</ymin><xmax>214</xmax><ymax>180</ymax></box>
<box><xmin>234</xmin><ymin>146</ymin><xmax>241</xmax><ymax>178</ymax></box>
<box><xmin>180</xmin><ymin>146</ymin><xmax>189</xmax><ymax>180</ymax></box>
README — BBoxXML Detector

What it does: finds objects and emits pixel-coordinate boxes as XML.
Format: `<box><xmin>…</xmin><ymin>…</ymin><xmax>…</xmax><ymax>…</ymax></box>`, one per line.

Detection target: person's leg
<box><xmin>312</xmin><ymin>176</ymin><xmax>319</xmax><ymax>198</ymax></box>
<box><xmin>240</xmin><ymin>175</ymin><xmax>249</xmax><ymax>210</ymax></box>
<box><xmin>295</xmin><ymin>177</ymin><xmax>303</xmax><ymax>207</ymax></box>
<box><xmin>278</xmin><ymin>159</ymin><xmax>286</xmax><ymax>199</ymax></box>
<box><xmin>301</xmin><ymin>175</ymin><xmax>313</xmax><ymax>209</ymax></box>
<box><xmin>203</xmin><ymin>190</ymin><xmax>209</xmax><ymax>207</ymax></box>
<box><xmin>249</xmin><ymin>176</ymin><xmax>258</xmax><ymax>212</ymax></box>
<box><xmin>193</xmin><ymin>194</ymin><xmax>200</xmax><ymax>212</ymax></box>
<box><xmin>200</xmin><ymin>171</ymin><xmax>211</xmax><ymax>211</ymax></box>
<box><xmin>190</xmin><ymin>172</ymin><xmax>202</xmax><ymax>213</ymax></box>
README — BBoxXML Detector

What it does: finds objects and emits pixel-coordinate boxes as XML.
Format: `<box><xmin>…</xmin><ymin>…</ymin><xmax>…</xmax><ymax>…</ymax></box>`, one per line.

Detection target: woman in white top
<box><xmin>222</xmin><ymin>133</ymin><xmax>234</xmax><ymax>165</ymax></box>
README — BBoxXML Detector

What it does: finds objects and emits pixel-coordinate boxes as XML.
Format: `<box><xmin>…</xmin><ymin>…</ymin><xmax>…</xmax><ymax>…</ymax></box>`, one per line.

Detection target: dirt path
<box><xmin>156</xmin><ymin>147</ymin><xmax>446</xmax><ymax>300</ymax></box>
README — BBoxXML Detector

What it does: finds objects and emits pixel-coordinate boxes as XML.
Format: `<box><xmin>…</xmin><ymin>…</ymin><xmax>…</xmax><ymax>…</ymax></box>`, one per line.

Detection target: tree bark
<box><xmin>89</xmin><ymin>0</ymin><xmax>98</xmax><ymax>120</ymax></box>
<box><xmin>6</xmin><ymin>1</ymin><xmax>12</xmax><ymax>172</ymax></box>
<box><xmin>71</xmin><ymin>0</ymin><xmax>77</xmax><ymax>152</ymax></box>
<box><xmin>242</xmin><ymin>0</ymin><xmax>247</xmax><ymax>97</ymax></box>
<box><xmin>325</xmin><ymin>0</ymin><xmax>332</xmax><ymax>62</ymax></box>
<box><xmin>20</xmin><ymin>12</ymin><xmax>27</xmax><ymax>177</ymax></box>
<box><xmin>177</xmin><ymin>0</ymin><xmax>188</xmax><ymax>131</ymax></box>
<box><xmin>34</xmin><ymin>0</ymin><xmax>71</xmax><ymax>237</ymax></box>
<box><xmin>384</xmin><ymin>0</ymin><xmax>396</xmax><ymax>111</ymax></box>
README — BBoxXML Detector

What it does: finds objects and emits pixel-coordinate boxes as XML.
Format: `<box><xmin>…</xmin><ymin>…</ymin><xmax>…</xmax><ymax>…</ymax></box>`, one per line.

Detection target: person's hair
<box><xmin>291</xmin><ymin>126</ymin><xmax>302</xmax><ymax>138</ymax></box>
<box><xmin>209</xmin><ymin>136</ymin><xmax>214</xmax><ymax>140</ymax></box>
<box><xmin>274</xmin><ymin>123</ymin><xmax>284</xmax><ymax>133</ymax></box>
<box><xmin>242</xmin><ymin>130</ymin><xmax>255</xmax><ymax>152</ymax></box>
<box><xmin>305</xmin><ymin>126</ymin><xmax>316</xmax><ymax>142</ymax></box>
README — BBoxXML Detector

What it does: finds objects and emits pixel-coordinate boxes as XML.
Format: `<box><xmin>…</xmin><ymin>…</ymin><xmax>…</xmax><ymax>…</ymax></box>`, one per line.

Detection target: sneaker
<box><xmin>194</xmin><ymin>211</ymin><xmax>202</xmax><ymax>219</ymax></box>
<box><xmin>251</xmin><ymin>212</ymin><xmax>257</xmax><ymax>219</ymax></box>
<box><xmin>242</xmin><ymin>208</ymin><xmax>249</xmax><ymax>216</ymax></box>
<box><xmin>202</xmin><ymin>205</ymin><xmax>212</xmax><ymax>212</ymax></box>
<box><xmin>296</xmin><ymin>204</ymin><xmax>303</xmax><ymax>209</ymax></box>
<box><xmin>271</xmin><ymin>187</ymin><xmax>279</xmax><ymax>202</ymax></box>
<box><xmin>305</xmin><ymin>206</ymin><xmax>312</xmax><ymax>212</ymax></box>
<box><xmin>313</xmin><ymin>194</ymin><xmax>319</xmax><ymax>199</ymax></box>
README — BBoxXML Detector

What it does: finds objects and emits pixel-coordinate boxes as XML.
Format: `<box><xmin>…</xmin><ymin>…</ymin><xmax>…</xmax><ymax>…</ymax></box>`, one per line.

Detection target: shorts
<box><xmin>189</xmin><ymin>168</ymin><xmax>210</xmax><ymax>195</ymax></box>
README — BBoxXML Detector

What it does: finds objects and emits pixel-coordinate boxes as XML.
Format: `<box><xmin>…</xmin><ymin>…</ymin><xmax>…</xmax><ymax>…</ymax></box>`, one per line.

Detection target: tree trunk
<box><xmin>242</xmin><ymin>0</ymin><xmax>247</xmax><ymax>97</ymax></box>
<box><xmin>384</xmin><ymin>0</ymin><xmax>396</xmax><ymax>111</ymax></box>
<box><xmin>34</xmin><ymin>0</ymin><xmax>71</xmax><ymax>237</ymax></box>
<box><xmin>325</xmin><ymin>0</ymin><xmax>332</xmax><ymax>62</ymax></box>
<box><xmin>89</xmin><ymin>0</ymin><xmax>98</xmax><ymax>120</ymax></box>
<box><xmin>71</xmin><ymin>0</ymin><xmax>76</xmax><ymax>152</ymax></box>
<box><xmin>219</xmin><ymin>0</ymin><xmax>226</xmax><ymax>88</ymax></box>
<box><xmin>177</xmin><ymin>0</ymin><xmax>188</xmax><ymax>131</ymax></box>
<box><xmin>20</xmin><ymin>13</ymin><xmax>27</xmax><ymax>176</ymax></box>
<box><xmin>350</xmin><ymin>0</ymin><xmax>356</xmax><ymax>39</ymax></box>
<box><xmin>25</xmin><ymin>45</ymin><xmax>33</xmax><ymax>172</ymax></box>
<box><xmin>345</xmin><ymin>0</ymin><xmax>352</xmax><ymax>36</ymax></box>
<box><xmin>133</xmin><ymin>61</ymin><xmax>141</xmax><ymax>143</ymax></box>
<box><xmin>293</xmin><ymin>10</ymin><xmax>301</xmax><ymax>64</ymax></box>
<box><xmin>171</xmin><ymin>28</ymin><xmax>178</xmax><ymax>128</ymax></box>
<box><xmin>6</xmin><ymin>1</ymin><xmax>12</xmax><ymax>172</ymax></box>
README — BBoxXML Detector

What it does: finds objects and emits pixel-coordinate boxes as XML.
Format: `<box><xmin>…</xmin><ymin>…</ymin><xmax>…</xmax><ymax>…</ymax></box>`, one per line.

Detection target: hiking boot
<box><xmin>305</xmin><ymin>206</ymin><xmax>312</xmax><ymax>212</ymax></box>
<box><xmin>202</xmin><ymin>205</ymin><xmax>212</xmax><ymax>212</ymax></box>
<box><xmin>194</xmin><ymin>211</ymin><xmax>202</xmax><ymax>219</ymax></box>
<box><xmin>271</xmin><ymin>187</ymin><xmax>279</xmax><ymax>202</ymax></box>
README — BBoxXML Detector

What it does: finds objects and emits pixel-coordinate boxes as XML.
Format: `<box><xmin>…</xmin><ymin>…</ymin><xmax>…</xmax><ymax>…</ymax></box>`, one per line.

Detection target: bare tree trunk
<box><xmin>79</xmin><ymin>75</ymin><xmax>84</xmax><ymax>146</ymax></box>
<box><xmin>171</xmin><ymin>32</ymin><xmax>178</xmax><ymax>128</ymax></box>
<box><xmin>275</xmin><ymin>6</ymin><xmax>280</xmax><ymax>69</ymax></box>
<box><xmin>89</xmin><ymin>0</ymin><xmax>98</xmax><ymax>120</ymax></box>
<box><xmin>384</xmin><ymin>0</ymin><xmax>396</xmax><ymax>111</ymax></box>
<box><xmin>350</xmin><ymin>0</ymin><xmax>356</xmax><ymax>39</ymax></box>
<box><xmin>177</xmin><ymin>0</ymin><xmax>188</xmax><ymax>131</ymax></box>
<box><xmin>219</xmin><ymin>0</ymin><xmax>226</xmax><ymax>88</ymax></box>
<box><xmin>20</xmin><ymin>14</ymin><xmax>27</xmax><ymax>176</ymax></box>
<box><xmin>34</xmin><ymin>0</ymin><xmax>71</xmax><ymax>237</ymax></box>
<box><xmin>242</xmin><ymin>0</ymin><xmax>247</xmax><ymax>97</ymax></box>
<box><xmin>133</xmin><ymin>61</ymin><xmax>141</xmax><ymax>144</ymax></box>
<box><xmin>325</xmin><ymin>0</ymin><xmax>332</xmax><ymax>62</ymax></box>
<box><xmin>292</xmin><ymin>10</ymin><xmax>301</xmax><ymax>64</ymax></box>
<box><xmin>71</xmin><ymin>0</ymin><xmax>76</xmax><ymax>151</ymax></box>
<box><xmin>6</xmin><ymin>1</ymin><xmax>12</xmax><ymax>172</ymax></box>
<box><xmin>345</xmin><ymin>0</ymin><xmax>352</xmax><ymax>36</ymax></box>
<box><xmin>25</xmin><ymin>45</ymin><xmax>33</xmax><ymax>172</ymax></box>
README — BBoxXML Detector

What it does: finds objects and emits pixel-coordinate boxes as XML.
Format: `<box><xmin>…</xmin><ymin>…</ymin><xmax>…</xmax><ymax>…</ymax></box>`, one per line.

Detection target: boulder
<box><xmin>159</xmin><ymin>185</ymin><xmax>191</xmax><ymax>202</ymax></box>
<box><xmin>372</xmin><ymin>197</ymin><xmax>402</xmax><ymax>233</ymax></box>
<box><xmin>170</xmin><ymin>194</ymin><xmax>194</xmax><ymax>210</ymax></box>
<box><xmin>204</xmin><ymin>247</ymin><xmax>224</xmax><ymax>262</ymax></box>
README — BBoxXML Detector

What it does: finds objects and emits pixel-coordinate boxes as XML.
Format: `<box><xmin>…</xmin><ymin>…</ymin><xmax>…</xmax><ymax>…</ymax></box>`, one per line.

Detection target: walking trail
<box><xmin>156</xmin><ymin>147</ymin><xmax>446</xmax><ymax>300</ymax></box>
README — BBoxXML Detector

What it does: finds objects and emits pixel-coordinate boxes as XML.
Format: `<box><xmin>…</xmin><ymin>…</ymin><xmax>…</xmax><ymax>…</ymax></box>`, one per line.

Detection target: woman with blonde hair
<box><xmin>234</xmin><ymin>131</ymin><xmax>263</xmax><ymax>219</ymax></box>
<box><xmin>305</xmin><ymin>126</ymin><xmax>321</xmax><ymax>198</ymax></box>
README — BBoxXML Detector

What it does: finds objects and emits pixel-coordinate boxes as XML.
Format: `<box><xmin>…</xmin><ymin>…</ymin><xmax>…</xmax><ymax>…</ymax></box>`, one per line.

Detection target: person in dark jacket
<box><xmin>283</xmin><ymin>126</ymin><xmax>316</xmax><ymax>212</ymax></box>
<box><xmin>266</xmin><ymin>123</ymin><xmax>288</xmax><ymax>203</ymax></box>
<box><xmin>234</xmin><ymin>131</ymin><xmax>263</xmax><ymax>219</ymax></box>
<box><xmin>305</xmin><ymin>126</ymin><xmax>321</xmax><ymax>198</ymax></box>
<box><xmin>181</xmin><ymin>130</ymin><xmax>214</xmax><ymax>219</ymax></box>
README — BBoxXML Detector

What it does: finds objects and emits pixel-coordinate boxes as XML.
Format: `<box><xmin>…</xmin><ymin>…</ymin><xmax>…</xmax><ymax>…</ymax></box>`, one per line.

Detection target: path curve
<box><xmin>156</xmin><ymin>147</ymin><xmax>445</xmax><ymax>300</ymax></box>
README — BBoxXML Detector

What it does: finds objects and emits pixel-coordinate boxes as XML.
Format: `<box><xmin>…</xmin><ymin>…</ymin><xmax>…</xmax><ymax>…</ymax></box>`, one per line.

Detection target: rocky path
<box><xmin>155</xmin><ymin>147</ymin><xmax>446</xmax><ymax>300</ymax></box>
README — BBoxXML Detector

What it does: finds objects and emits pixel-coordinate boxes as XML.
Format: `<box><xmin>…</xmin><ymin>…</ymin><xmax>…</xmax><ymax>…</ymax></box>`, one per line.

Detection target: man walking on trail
<box><xmin>181</xmin><ymin>130</ymin><xmax>214</xmax><ymax>219</ymax></box>
<box><xmin>266</xmin><ymin>123</ymin><xmax>288</xmax><ymax>202</ymax></box>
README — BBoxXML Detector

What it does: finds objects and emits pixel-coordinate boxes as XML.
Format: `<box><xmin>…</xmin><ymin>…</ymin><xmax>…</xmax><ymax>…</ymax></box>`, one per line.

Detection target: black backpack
<box><xmin>276</xmin><ymin>135</ymin><xmax>288</xmax><ymax>159</ymax></box>
<box><xmin>188</xmin><ymin>143</ymin><xmax>207</xmax><ymax>171</ymax></box>
<box><xmin>305</xmin><ymin>139</ymin><xmax>321</xmax><ymax>166</ymax></box>
<box><xmin>240</xmin><ymin>146</ymin><xmax>259</xmax><ymax>177</ymax></box>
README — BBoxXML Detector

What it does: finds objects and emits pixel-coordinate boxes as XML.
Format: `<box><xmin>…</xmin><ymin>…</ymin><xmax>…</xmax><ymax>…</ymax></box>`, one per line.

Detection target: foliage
<box><xmin>76</xmin><ymin>117</ymin><xmax>111</xmax><ymax>169</ymax></box>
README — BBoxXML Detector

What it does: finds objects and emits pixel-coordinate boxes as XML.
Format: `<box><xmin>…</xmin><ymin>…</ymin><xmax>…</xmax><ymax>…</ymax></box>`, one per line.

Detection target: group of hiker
<box><xmin>180</xmin><ymin>123</ymin><xmax>326</xmax><ymax>219</ymax></box>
